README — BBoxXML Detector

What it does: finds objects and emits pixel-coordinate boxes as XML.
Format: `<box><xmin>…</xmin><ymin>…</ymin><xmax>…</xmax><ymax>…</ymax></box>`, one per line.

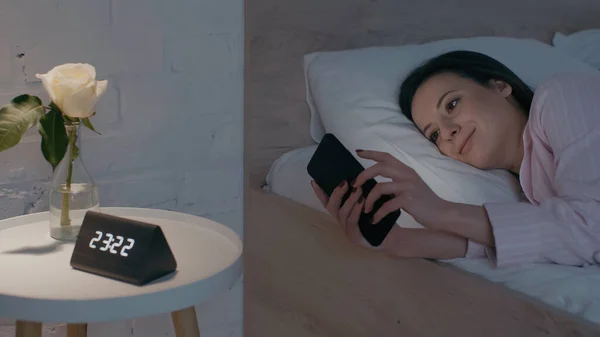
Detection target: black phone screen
<box><xmin>307</xmin><ymin>133</ymin><xmax>400</xmax><ymax>247</ymax></box>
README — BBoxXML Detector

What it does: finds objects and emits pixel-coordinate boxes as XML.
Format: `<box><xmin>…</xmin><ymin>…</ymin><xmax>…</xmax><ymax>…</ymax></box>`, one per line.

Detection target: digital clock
<box><xmin>70</xmin><ymin>211</ymin><xmax>177</xmax><ymax>286</ymax></box>
<box><xmin>88</xmin><ymin>231</ymin><xmax>136</xmax><ymax>256</ymax></box>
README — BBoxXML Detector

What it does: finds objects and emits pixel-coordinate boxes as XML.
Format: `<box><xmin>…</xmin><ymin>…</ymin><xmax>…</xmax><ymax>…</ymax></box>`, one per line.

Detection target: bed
<box><xmin>244</xmin><ymin>0</ymin><xmax>600</xmax><ymax>335</ymax></box>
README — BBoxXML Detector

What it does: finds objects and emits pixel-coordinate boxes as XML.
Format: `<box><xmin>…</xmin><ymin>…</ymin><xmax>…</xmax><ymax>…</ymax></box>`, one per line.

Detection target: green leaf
<box><xmin>82</xmin><ymin>117</ymin><xmax>101</xmax><ymax>135</ymax></box>
<box><xmin>38</xmin><ymin>104</ymin><xmax>69</xmax><ymax>171</ymax></box>
<box><xmin>0</xmin><ymin>94</ymin><xmax>45</xmax><ymax>151</ymax></box>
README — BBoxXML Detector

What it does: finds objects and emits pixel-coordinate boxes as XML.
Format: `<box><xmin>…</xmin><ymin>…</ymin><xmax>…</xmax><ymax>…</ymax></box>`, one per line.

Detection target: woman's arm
<box><xmin>313</xmin><ymin>179</ymin><xmax>474</xmax><ymax>260</ymax></box>
<box><xmin>381</xmin><ymin>227</ymin><xmax>469</xmax><ymax>260</ymax></box>
<box><xmin>432</xmin><ymin>202</ymin><xmax>496</xmax><ymax>247</ymax></box>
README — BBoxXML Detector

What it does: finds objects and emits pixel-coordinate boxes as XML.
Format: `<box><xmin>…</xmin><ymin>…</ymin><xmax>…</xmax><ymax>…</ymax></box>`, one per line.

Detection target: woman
<box><xmin>311</xmin><ymin>50</ymin><xmax>600</xmax><ymax>267</ymax></box>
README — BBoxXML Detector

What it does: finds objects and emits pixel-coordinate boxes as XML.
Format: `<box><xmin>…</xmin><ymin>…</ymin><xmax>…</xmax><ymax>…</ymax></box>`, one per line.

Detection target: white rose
<box><xmin>36</xmin><ymin>63</ymin><xmax>108</xmax><ymax>119</ymax></box>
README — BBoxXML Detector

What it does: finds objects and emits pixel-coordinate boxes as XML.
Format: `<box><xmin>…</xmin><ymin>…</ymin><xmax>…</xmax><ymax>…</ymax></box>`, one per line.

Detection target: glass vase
<box><xmin>49</xmin><ymin>122</ymin><xmax>100</xmax><ymax>241</ymax></box>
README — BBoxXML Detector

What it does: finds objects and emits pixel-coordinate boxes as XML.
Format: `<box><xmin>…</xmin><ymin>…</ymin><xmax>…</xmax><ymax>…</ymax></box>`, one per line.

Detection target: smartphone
<box><xmin>307</xmin><ymin>133</ymin><xmax>401</xmax><ymax>247</ymax></box>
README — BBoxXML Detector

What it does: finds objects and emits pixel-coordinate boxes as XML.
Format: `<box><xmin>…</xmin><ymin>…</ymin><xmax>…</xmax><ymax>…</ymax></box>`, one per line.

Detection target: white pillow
<box><xmin>265</xmin><ymin>145</ymin><xmax>324</xmax><ymax>212</ymax></box>
<box><xmin>301</xmin><ymin>36</ymin><xmax>598</xmax><ymax>215</ymax></box>
<box><xmin>305</xmin><ymin>36</ymin><xmax>596</xmax><ymax>143</ymax></box>
<box><xmin>267</xmin><ymin>36</ymin><xmax>598</xmax><ymax>227</ymax></box>
<box><xmin>552</xmin><ymin>29</ymin><xmax>600</xmax><ymax>70</ymax></box>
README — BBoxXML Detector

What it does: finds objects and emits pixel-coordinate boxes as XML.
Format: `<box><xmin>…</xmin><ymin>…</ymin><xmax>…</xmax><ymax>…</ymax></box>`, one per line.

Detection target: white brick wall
<box><xmin>0</xmin><ymin>0</ymin><xmax>243</xmax><ymax>336</ymax></box>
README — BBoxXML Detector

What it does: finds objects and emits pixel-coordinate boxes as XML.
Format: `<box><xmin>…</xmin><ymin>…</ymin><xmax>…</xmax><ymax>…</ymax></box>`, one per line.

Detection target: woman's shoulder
<box><xmin>533</xmin><ymin>71</ymin><xmax>599</xmax><ymax>98</ymax></box>
<box><xmin>530</xmin><ymin>71</ymin><xmax>600</xmax><ymax>123</ymax></box>
<box><xmin>528</xmin><ymin>71</ymin><xmax>600</xmax><ymax>149</ymax></box>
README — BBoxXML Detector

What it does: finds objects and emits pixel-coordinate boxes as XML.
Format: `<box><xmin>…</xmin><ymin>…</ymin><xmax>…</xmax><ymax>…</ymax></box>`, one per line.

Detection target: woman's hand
<box><xmin>310</xmin><ymin>175</ymin><xmax>478</xmax><ymax>258</ymax></box>
<box><xmin>311</xmin><ymin>180</ymin><xmax>385</xmax><ymax>250</ymax></box>
<box><xmin>352</xmin><ymin>150</ymin><xmax>449</xmax><ymax>228</ymax></box>
<box><xmin>311</xmin><ymin>179</ymin><xmax>470</xmax><ymax>258</ymax></box>
<box><xmin>353</xmin><ymin>149</ymin><xmax>495</xmax><ymax>246</ymax></box>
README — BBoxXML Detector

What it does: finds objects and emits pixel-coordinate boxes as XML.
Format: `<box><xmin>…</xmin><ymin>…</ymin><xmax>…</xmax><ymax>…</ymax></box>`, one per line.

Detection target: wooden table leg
<box><xmin>171</xmin><ymin>306</ymin><xmax>201</xmax><ymax>337</ymax></box>
<box><xmin>15</xmin><ymin>321</ymin><xmax>42</xmax><ymax>337</ymax></box>
<box><xmin>67</xmin><ymin>324</ymin><xmax>87</xmax><ymax>337</ymax></box>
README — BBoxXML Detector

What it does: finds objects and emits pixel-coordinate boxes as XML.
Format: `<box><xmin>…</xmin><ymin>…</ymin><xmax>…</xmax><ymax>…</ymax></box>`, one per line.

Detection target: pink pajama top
<box><xmin>465</xmin><ymin>72</ymin><xmax>600</xmax><ymax>267</ymax></box>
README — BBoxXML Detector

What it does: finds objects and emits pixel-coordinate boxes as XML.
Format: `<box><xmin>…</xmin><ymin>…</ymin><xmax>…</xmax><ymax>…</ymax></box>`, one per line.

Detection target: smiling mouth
<box><xmin>460</xmin><ymin>130</ymin><xmax>474</xmax><ymax>155</ymax></box>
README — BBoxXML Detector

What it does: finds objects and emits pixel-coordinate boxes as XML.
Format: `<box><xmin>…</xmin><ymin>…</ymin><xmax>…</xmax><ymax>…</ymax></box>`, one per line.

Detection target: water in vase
<box><xmin>49</xmin><ymin>183</ymin><xmax>100</xmax><ymax>241</ymax></box>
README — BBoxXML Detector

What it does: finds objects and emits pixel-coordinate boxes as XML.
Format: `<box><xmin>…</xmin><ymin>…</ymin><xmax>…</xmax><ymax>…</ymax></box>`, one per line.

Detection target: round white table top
<box><xmin>0</xmin><ymin>207</ymin><xmax>243</xmax><ymax>323</ymax></box>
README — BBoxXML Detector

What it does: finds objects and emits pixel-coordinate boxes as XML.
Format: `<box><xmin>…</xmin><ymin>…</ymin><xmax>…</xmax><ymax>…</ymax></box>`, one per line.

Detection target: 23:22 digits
<box><xmin>88</xmin><ymin>231</ymin><xmax>136</xmax><ymax>257</ymax></box>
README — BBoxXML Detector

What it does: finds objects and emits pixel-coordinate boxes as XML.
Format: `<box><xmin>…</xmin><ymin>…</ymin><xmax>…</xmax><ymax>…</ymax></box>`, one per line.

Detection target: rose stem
<box><xmin>60</xmin><ymin>125</ymin><xmax>76</xmax><ymax>227</ymax></box>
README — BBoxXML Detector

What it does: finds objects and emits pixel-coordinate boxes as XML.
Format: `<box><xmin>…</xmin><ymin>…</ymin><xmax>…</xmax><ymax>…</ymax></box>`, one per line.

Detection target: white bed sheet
<box><xmin>447</xmin><ymin>258</ymin><xmax>600</xmax><ymax>324</ymax></box>
<box><xmin>265</xmin><ymin>146</ymin><xmax>600</xmax><ymax>325</ymax></box>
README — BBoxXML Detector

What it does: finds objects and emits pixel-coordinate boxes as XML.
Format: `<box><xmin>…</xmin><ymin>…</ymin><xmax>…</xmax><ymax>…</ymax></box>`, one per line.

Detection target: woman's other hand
<box><xmin>311</xmin><ymin>180</ymin><xmax>383</xmax><ymax>250</ymax></box>
<box><xmin>311</xmin><ymin>179</ymin><xmax>469</xmax><ymax>258</ymax></box>
<box><xmin>353</xmin><ymin>150</ymin><xmax>494</xmax><ymax>246</ymax></box>
<box><xmin>352</xmin><ymin>150</ymin><xmax>449</xmax><ymax>228</ymax></box>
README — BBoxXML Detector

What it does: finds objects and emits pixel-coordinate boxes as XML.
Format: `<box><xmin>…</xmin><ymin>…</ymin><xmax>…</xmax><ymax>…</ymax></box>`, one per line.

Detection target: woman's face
<box><xmin>411</xmin><ymin>72</ymin><xmax>527</xmax><ymax>171</ymax></box>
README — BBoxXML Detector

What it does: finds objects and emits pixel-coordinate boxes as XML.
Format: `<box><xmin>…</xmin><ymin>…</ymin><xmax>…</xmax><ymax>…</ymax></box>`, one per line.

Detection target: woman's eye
<box><xmin>446</xmin><ymin>98</ymin><xmax>459</xmax><ymax>111</ymax></box>
<box><xmin>429</xmin><ymin>130</ymin><xmax>439</xmax><ymax>143</ymax></box>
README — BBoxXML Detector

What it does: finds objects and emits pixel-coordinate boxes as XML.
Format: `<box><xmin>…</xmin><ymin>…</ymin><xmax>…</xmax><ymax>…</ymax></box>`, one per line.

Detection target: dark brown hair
<box><xmin>399</xmin><ymin>50</ymin><xmax>534</xmax><ymax>122</ymax></box>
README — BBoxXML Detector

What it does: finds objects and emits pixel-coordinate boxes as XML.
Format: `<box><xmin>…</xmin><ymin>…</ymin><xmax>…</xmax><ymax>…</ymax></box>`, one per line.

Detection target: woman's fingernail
<box><xmin>338</xmin><ymin>180</ymin><xmax>345</xmax><ymax>188</ymax></box>
<box><xmin>351</xmin><ymin>187</ymin><xmax>357</xmax><ymax>193</ymax></box>
<box><xmin>356</xmin><ymin>149</ymin><xmax>363</xmax><ymax>153</ymax></box>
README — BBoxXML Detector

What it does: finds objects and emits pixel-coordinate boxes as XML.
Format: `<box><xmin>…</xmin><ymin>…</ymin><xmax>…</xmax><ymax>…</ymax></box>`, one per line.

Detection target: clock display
<box><xmin>70</xmin><ymin>211</ymin><xmax>177</xmax><ymax>286</ymax></box>
<box><xmin>88</xmin><ymin>231</ymin><xmax>135</xmax><ymax>257</ymax></box>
